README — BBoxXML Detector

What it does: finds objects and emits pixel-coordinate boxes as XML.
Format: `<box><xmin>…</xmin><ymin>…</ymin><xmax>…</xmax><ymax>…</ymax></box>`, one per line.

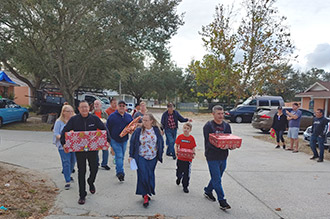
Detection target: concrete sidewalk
<box><xmin>1</xmin><ymin>114</ymin><xmax>330</xmax><ymax>219</ymax></box>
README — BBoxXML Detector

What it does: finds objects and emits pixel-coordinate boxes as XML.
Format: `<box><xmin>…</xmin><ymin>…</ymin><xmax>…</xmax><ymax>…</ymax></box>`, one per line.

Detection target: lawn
<box><xmin>1</xmin><ymin>115</ymin><xmax>53</xmax><ymax>132</ymax></box>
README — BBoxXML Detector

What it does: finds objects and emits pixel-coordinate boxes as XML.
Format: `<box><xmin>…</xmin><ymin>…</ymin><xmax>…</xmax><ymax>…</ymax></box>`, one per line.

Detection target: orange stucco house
<box><xmin>0</xmin><ymin>71</ymin><xmax>31</xmax><ymax>106</ymax></box>
<box><xmin>296</xmin><ymin>81</ymin><xmax>330</xmax><ymax>117</ymax></box>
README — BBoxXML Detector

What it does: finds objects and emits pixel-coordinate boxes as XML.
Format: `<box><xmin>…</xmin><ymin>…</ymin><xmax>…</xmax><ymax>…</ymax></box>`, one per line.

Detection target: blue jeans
<box><xmin>111</xmin><ymin>139</ymin><xmax>127</xmax><ymax>175</ymax></box>
<box><xmin>204</xmin><ymin>159</ymin><xmax>227</xmax><ymax>201</ymax></box>
<box><xmin>97</xmin><ymin>149</ymin><xmax>109</xmax><ymax>166</ymax></box>
<box><xmin>58</xmin><ymin>149</ymin><xmax>76</xmax><ymax>183</ymax></box>
<box><xmin>310</xmin><ymin>134</ymin><xmax>325</xmax><ymax>160</ymax></box>
<box><xmin>165</xmin><ymin>128</ymin><xmax>177</xmax><ymax>157</ymax></box>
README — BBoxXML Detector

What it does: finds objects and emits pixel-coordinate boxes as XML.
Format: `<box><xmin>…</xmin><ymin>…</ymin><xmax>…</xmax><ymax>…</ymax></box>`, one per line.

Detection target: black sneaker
<box><xmin>64</xmin><ymin>183</ymin><xmax>70</xmax><ymax>190</ymax></box>
<box><xmin>310</xmin><ymin>156</ymin><xmax>319</xmax><ymax>160</ymax></box>
<box><xmin>183</xmin><ymin>187</ymin><xmax>189</xmax><ymax>193</ymax></box>
<box><xmin>219</xmin><ymin>199</ymin><xmax>231</xmax><ymax>210</ymax></box>
<box><xmin>173</xmin><ymin>156</ymin><xmax>176</xmax><ymax>160</ymax></box>
<box><xmin>317</xmin><ymin>159</ymin><xmax>323</xmax><ymax>162</ymax></box>
<box><xmin>117</xmin><ymin>173</ymin><xmax>125</xmax><ymax>182</ymax></box>
<box><xmin>282</xmin><ymin>145</ymin><xmax>286</xmax><ymax>149</ymax></box>
<box><xmin>176</xmin><ymin>178</ymin><xmax>181</xmax><ymax>185</ymax></box>
<box><xmin>204</xmin><ymin>192</ymin><xmax>216</xmax><ymax>202</ymax></box>
<box><xmin>101</xmin><ymin>165</ymin><xmax>111</xmax><ymax>170</ymax></box>
<box><xmin>275</xmin><ymin>145</ymin><xmax>280</xmax><ymax>149</ymax></box>
<box><xmin>70</xmin><ymin>177</ymin><xmax>74</xmax><ymax>182</ymax></box>
<box><xmin>72</xmin><ymin>168</ymin><xmax>75</xmax><ymax>173</ymax></box>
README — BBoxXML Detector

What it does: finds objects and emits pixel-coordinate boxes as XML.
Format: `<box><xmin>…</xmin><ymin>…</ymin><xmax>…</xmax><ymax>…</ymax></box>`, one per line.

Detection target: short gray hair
<box><xmin>212</xmin><ymin>105</ymin><xmax>224</xmax><ymax>113</ymax></box>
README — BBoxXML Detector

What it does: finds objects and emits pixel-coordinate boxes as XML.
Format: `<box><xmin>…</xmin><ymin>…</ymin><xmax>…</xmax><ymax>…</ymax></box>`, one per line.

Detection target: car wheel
<box><xmin>235</xmin><ymin>116</ymin><xmax>243</xmax><ymax>123</ymax></box>
<box><xmin>0</xmin><ymin>117</ymin><xmax>2</xmax><ymax>128</ymax></box>
<box><xmin>127</xmin><ymin>109</ymin><xmax>132</xmax><ymax>113</ymax></box>
<box><xmin>261</xmin><ymin>128</ymin><xmax>270</xmax><ymax>134</ymax></box>
<box><xmin>22</xmin><ymin>113</ymin><xmax>28</xmax><ymax>122</ymax></box>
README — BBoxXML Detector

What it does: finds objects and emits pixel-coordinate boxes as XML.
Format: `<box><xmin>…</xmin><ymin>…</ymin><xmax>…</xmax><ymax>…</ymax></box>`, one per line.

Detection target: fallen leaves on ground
<box><xmin>0</xmin><ymin>162</ymin><xmax>57</xmax><ymax>218</ymax></box>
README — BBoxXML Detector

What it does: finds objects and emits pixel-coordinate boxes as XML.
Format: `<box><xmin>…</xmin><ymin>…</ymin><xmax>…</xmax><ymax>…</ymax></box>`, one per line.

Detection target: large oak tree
<box><xmin>0</xmin><ymin>0</ymin><xmax>183</xmax><ymax>106</ymax></box>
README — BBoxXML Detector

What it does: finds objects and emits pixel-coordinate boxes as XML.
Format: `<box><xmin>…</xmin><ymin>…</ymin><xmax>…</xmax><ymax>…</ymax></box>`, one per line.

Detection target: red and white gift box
<box><xmin>64</xmin><ymin>130</ymin><xmax>109</xmax><ymax>153</ymax></box>
<box><xmin>177</xmin><ymin>148</ymin><xmax>195</xmax><ymax>160</ymax></box>
<box><xmin>209</xmin><ymin>133</ymin><xmax>242</xmax><ymax>150</ymax></box>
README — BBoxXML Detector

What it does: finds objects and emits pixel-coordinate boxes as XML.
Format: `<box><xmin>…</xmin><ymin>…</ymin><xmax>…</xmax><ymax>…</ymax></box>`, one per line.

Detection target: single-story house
<box><xmin>0</xmin><ymin>71</ymin><xmax>31</xmax><ymax>106</ymax></box>
<box><xmin>295</xmin><ymin>81</ymin><xmax>330</xmax><ymax>117</ymax></box>
<box><xmin>0</xmin><ymin>71</ymin><xmax>19</xmax><ymax>99</ymax></box>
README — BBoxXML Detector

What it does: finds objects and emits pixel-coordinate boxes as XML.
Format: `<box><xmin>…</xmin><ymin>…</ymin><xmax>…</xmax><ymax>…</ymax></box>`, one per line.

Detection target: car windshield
<box><xmin>101</xmin><ymin>98</ymin><xmax>109</xmax><ymax>104</ymax></box>
<box><xmin>242</xmin><ymin>98</ymin><xmax>252</xmax><ymax>105</ymax></box>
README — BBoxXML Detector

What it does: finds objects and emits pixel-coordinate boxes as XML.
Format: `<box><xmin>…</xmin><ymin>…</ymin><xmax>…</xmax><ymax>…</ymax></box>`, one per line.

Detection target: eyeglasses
<box><xmin>118</xmin><ymin>105</ymin><xmax>126</xmax><ymax>107</ymax></box>
<box><xmin>64</xmin><ymin>110</ymin><xmax>74</xmax><ymax>112</ymax></box>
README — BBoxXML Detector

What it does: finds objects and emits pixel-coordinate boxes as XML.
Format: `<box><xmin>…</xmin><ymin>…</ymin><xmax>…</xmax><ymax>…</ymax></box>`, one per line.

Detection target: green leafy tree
<box><xmin>0</xmin><ymin>0</ymin><xmax>183</xmax><ymax>106</ymax></box>
<box><xmin>190</xmin><ymin>0</ymin><xmax>294</xmax><ymax>104</ymax></box>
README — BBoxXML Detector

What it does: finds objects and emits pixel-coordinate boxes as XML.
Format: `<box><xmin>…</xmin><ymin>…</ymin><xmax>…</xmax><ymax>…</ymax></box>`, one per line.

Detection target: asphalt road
<box><xmin>0</xmin><ymin>113</ymin><xmax>330</xmax><ymax>219</ymax></box>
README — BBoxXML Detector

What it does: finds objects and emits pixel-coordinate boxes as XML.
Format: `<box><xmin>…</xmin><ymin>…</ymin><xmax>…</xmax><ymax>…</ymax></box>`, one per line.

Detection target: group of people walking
<box><xmin>52</xmin><ymin>100</ymin><xmax>233</xmax><ymax>210</ymax></box>
<box><xmin>271</xmin><ymin>103</ymin><xmax>328</xmax><ymax>162</ymax></box>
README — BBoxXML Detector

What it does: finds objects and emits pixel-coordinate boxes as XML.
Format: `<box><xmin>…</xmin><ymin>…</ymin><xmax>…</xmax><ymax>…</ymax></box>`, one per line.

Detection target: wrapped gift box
<box><xmin>119</xmin><ymin>116</ymin><xmax>141</xmax><ymax>137</ymax></box>
<box><xmin>64</xmin><ymin>130</ymin><xmax>109</xmax><ymax>153</ymax></box>
<box><xmin>177</xmin><ymin>148</ymin><xmax>195</xmax><ymax>160</ymax></box>
<box><xmin>209</xmin><ymin>133</ymin><xmax>242</xmax><ymax>150</ymax></box>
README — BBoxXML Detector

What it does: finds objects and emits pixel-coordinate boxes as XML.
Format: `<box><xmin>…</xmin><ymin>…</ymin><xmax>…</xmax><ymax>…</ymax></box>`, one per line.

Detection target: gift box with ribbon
<box><xmin>64</xmin><ymin>130</ymin><xmax>109</xmax><ymax>153</ymax></box>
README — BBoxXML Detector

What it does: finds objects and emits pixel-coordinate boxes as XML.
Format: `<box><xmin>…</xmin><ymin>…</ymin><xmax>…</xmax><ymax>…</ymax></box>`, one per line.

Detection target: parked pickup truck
<box><xmin>35</xmin><ymin>89</ymin><xmax>110</xmax><ymax>114</ymax></box>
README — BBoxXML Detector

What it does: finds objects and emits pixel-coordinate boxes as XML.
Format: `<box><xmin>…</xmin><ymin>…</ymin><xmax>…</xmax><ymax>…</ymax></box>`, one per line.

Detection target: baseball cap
<box><xmin>118</xmin><ymin>100</ymin><xmax>126</xmax><ymax>105</ymax></box>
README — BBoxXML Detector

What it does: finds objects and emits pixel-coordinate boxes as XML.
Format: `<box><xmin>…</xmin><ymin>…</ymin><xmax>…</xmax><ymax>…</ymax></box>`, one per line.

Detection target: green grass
<box><xmin>17</xmin><ymin>210</ymin><xmax>32</xmax><ymax>218</ymax></box>
<box><xmin>1</xmin><ymin>121</ymin><xmax>52</xmax><ymax>131</ymax></box>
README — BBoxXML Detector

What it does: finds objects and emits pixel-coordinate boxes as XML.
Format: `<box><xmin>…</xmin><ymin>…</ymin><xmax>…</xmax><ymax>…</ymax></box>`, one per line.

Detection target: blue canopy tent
<box><xmin>0</xmin><ymin>71</ymin><xmax>19</xmax><ymax>87</ymax></box>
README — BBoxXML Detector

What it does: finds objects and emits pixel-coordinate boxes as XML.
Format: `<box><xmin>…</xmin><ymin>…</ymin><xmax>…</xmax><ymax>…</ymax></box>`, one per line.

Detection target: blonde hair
<box><xmin>141</xmin><ymin>113</ymin><xmax>160</xmax><ymax>133</ymax></box>
<box><xmin>57</xmin><ymin>105</ymin><xmax>75</xmax><ymax>123</ymax></box>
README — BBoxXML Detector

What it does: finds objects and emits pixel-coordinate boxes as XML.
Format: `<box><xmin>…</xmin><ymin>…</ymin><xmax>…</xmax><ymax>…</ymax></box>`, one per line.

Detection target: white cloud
<box><xmin>306</xmin><ymin>43</ymin><xmax>330</xmax><ymax>70</ymax></box>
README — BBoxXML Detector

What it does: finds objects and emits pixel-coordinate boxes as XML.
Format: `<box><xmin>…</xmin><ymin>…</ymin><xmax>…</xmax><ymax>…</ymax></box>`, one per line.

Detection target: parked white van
<box><xmin>240</xmin><ymin>96</ymin><xmax>284</xmax><ymax>108</ymax></box>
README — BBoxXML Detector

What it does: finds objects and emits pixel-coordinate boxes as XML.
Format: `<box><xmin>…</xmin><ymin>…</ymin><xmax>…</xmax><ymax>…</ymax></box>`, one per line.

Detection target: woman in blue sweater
<box><xmin>129</xmin><ymin>113</ymin><xmax>164</xmax><ymax>208</ymax></box>
<box><xmin>53</xmin><ymin>105</ymin><xmax>76</xmax><ymax>190</ymax></box>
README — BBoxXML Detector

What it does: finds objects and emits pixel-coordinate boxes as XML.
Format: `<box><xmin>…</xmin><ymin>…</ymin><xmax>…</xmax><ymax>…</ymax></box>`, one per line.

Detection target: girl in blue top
<box><xmin>53</xmin><ymin>105</ymin><xmax>76</xmax><ymax>190</ymax></box>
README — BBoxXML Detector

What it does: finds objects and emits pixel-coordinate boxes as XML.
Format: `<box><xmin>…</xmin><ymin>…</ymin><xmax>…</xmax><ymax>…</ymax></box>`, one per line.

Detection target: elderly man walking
<box><xmin>106</xmin><ymin>100</ymin><xmax>133</xmax><ymax>182</ymax></box>
<box><xmin>92</xmin><ymin>100</ymin><xmax>111</xmax><ymax>170</ymax></box>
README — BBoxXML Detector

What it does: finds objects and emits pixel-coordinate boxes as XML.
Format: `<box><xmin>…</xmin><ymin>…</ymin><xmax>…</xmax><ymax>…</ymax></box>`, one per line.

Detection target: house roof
<box><xmin>296</xmin><ymin>81</ymin><xmax>330</xmax><ymax>98</ymax></box>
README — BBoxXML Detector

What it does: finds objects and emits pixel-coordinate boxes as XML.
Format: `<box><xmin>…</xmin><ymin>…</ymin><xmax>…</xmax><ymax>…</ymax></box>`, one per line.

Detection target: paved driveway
<box><xmin>0</xmin><ymin>113</ymin><xmax>330</xmax><ymax>219</ymax></box>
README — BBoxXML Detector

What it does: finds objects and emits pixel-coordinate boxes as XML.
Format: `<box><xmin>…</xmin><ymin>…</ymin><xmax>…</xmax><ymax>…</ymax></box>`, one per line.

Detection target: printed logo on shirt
<box><xmin>181</xmin><ymin>139</ymin><xmax>191</xmax><ymax>143</ymax></box>
<box><xmin>88</xmin><ymin>124</ymin><xmax>95</xmax><ymax>127</ymax></box>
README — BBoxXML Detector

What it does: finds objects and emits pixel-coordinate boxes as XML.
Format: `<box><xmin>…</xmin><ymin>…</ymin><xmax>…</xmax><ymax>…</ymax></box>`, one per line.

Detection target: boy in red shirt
<box><xmin>174</xmin><ymin>123</ymin><xmax>196</xmax><ymax>193</ymax></box>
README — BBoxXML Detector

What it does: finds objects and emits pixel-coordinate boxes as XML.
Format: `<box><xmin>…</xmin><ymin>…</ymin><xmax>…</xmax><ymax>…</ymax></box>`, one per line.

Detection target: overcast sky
<box><xmin>169</xmin><ymin>0</ymin><xmax>330</xmax><ymax>72</ymax></box>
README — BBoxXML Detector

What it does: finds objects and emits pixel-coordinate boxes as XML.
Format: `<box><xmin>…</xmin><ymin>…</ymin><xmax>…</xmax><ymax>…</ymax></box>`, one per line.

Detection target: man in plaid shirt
<box><xmin>161</xmin><ymin>103</ymin><xmax>192</xmax><ymax>160</ymax></box>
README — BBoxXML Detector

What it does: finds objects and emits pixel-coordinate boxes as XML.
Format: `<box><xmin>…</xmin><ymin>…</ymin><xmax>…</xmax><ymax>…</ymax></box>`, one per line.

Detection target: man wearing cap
<box><xmin>161</xmin><ymin>102</ymin><xmax>192</xmax><ymax>160</ymax></box>
<box><xmin>285</xmin><ymin>103</ymin><xmax>302</xmax><ymax>153</ymax></box>
<box><xmin>106</xmin><ymin>100</ymin><xmax>133</xmax><ymax>181</ymax></box>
